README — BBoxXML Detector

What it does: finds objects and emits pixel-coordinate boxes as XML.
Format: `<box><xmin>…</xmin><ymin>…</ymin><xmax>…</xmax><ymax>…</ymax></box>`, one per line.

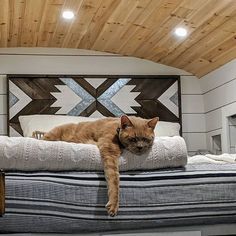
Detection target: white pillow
<box><xmin>154</xmin><ymin>121</ymin><xmax>180</xmax><ymax>137</ymax></box>
<box><xmin>19</xmin><ymin>115</ymin><xmax>180</xmax><ymax>137</ymax></box>
<box><xmin>19</xmin><ymin>115</ymin><xmax>102</xmax><ymax>137</ymax></box>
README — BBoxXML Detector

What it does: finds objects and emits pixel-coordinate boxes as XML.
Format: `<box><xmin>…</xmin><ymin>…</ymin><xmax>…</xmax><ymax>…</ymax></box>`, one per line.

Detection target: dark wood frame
<box><xmin>7</xmin><ymin>74</ymin><xmax>182</xmax><ymax>136</ymax></box>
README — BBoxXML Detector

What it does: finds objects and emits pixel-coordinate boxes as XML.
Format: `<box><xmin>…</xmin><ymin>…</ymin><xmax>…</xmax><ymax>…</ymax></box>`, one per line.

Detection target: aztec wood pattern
<box><xmin>0</xmin><ymin>0</ymin><xmax>235</xmax><ymax>77</ymax></box>
<box><xmin>8</xmin><ymin>75</ymin><xmax>181</xmax><ymax>136</ymax></box>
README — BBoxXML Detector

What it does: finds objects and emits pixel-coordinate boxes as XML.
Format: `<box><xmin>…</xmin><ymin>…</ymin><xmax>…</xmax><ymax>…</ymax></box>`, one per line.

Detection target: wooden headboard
<box><xmin>7</xmin><ymin>75</ymin><xmax>181</xmax><ymax>136</ymax></box>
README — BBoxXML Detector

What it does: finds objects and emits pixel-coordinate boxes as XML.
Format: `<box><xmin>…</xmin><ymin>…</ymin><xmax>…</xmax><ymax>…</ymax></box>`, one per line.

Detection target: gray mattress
<box><xmin>0</xmin><ymin>164</ymin><xmax>236</xmax><ymax>233</ymax></box>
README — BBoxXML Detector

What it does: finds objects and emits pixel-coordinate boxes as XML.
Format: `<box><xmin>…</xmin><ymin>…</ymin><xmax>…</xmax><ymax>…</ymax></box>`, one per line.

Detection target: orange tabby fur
<box><xmin>43</xmin><ymin>116</ymin><xmax>158</xmax><ymax>216</ymax></box>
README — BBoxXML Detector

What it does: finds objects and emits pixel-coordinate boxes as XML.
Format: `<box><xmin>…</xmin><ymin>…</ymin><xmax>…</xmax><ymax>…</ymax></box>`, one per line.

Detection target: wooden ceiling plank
<box><xmin>184</xmin><ymin>37</ymin><xmax>236</xmax><ymax>75</ymax></box>
<box><xmin>197</xmin><ymin>46</ymin><xmax>236</xmax><ymax>77</ymax></box>
<box><xmin>202</xmin><ymin>35</ymin><xmax>236</xmax><ymax>62</ymax></box>
<box><xmin>123</xmin><ymin>0</ymin><xmax>207</xmax><ymax>58</ymax></box>
<box><xmin>137</xmin><ymin>0</ymin><xmax>232</xmax><ymax>61</ymax></box>
<box><xmin>184</xmin><ymin>57</ymin><xmax>210</xmax><ymax>75</ymax></box>
<box><xmin>7</xmin><ymin>0</ymin><xmax>26</xmax><ymax>47</ymax></box>
<box><xmin>139</xmin><ymin>0</ymin><xmax>183</xmax><ymax>29</ymax></box>
<box><xmin>148</xmin><ymin>48</ymin><xmax>169</xmax><ymax>62</ymax></box>
<box><xmin>103</xmin><ymin>0</ymin><xmax>152</xmax><ymax>52</ymax></box>
<box><xmin>135</xmin><ymin>15</ymin><xmax>191</xmax><ymax>60</ymax></box>
<box><xmin>160</xmin><ymin>1</ymin><xmax>236</xmax><ymax>65</ymax></box>
<box><xmin>182</xmin><ymin>0</ymin><xmax>233</xmax><ymax>29</ymax></box>
<box><xmin>131</xmin><ymin>0</ymin><xmax>205</xmax><ymax>57</ymax></box>
<box><xmin>0</xmin><ymin>0</ymin><xmax>9</xmax><ymax>47</ymax></box>
<box><xmin>37</xmin><ymin>0</ymin><xmax>64</xmax><ymax>47</ymax></box>
<box><xmin>118</xmin><ymin>0</ymin><xmax>184</xmax><ymax>55</ymax></box>
<box><xmin>20</xmin><ymin>0</ymin><xmax>46</xmax><ymax>47</ymax></box>
<box><xmin>127</xmin><ymin>0</ymin><xmax>205</xmax><ymax>58</ymax></box>
<box><xmin>91</xmin><ymin>0</ymin><xmax>141</xmax><ymax>51</ymax></box>
<box><xmin>179</xmin><ymin>0</ymin><xmax>207</xmax><ymax>10</ymax></box>
<box><xmin>159</xmin><ymin>0</ymin><xmax>231</xmax><ymax>49</ymax></box>
<box><xmin>48</xmin><ymin>0</ymin><xmax>85</xmax><ymax>48</ymax></box>
<box><xmin>77</xmin><ymin>0</ymin><xmax>121</xmax><ymax>49</ymax></box>
<box><xmin>33</xmin><ymin>0</ymin><xmax>49</xmax><ymax>46</ymax></box>
<box><xmin>118</xmin><ymin>27</ymin><xmax>152</xmax><ymax>56</ymax></box>
<box><xmin>171</xmin><ymin>16</ymin><xmax>236</xmax><ymax>69</ymax></box>
<box><xmin>62</xmin><ymin>0</ymin><xmax>103</xmax><ymax>48</ymax></box>
<box><xmin>103</xmin><ymin>0</ymin><xmax>166</xmax><ymax>54</ymax></box>
<box><xmin>92</xmin><ymin>0</ymin><xmax>170</xmax><ymax>53</ymax></box>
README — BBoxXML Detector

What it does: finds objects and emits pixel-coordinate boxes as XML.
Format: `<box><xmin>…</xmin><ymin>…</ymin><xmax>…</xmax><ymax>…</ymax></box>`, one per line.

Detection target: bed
<box><xmin>1</xmin><ymin>75</ymin><xmax>235</xmax><ymax>234</ymax></box>
<box><xmin>0</xmin><ymin>164</ymin><xmax>235</xmax><ymax>233</ymax></box>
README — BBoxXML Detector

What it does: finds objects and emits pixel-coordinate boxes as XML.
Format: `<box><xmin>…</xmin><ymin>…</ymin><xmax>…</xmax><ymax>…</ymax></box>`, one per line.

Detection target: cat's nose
<box><xmin>137</xmin><ymin>146</ymin><xmax>143</xmax><ymax>150</ymax></box>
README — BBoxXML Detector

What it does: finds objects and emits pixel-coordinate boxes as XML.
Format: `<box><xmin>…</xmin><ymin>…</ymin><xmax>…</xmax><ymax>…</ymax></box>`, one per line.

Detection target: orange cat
<box><xmin>43</xmin><ymin>115</ymin><xmax>158</xmax><ymax>216</ymax></box>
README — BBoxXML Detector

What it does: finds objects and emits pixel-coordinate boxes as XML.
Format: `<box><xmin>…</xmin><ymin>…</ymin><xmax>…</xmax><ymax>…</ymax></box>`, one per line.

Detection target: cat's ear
<box><xmin>147</xmin><ymin>117</ymin><xmax>159</xmax><ymax>129</ymax></box>
<box><xmin>121</xmin><ymin>115</ymin><xmax>133</xmax><ymax>129</ymax></box>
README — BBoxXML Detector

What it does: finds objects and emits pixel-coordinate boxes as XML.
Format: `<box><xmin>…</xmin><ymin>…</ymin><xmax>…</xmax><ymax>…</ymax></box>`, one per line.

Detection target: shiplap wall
<box><xmin>200</xmin><ymin>59</ymin><xmax>236</xmax><ymax>153</ymax></box>
<box><xmin>229</xmin><ymin>117</ymin><xmax>236</xmax><ymax>153</ymax></box>
<box><xmin>181</xmin><ymin>76</ymin><xmax>206</xmax><ymax>156</ymax></box>
<box><xmin>0</xmin><ymin>48</ymin><xmax>206</xmax><ymax>155</ymax></box>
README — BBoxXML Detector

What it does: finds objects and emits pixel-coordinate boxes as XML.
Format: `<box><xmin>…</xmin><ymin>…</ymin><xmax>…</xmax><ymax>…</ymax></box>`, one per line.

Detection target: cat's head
<box><xmin>118</xmin><ymin>115</ymin><xmax>159</xmax><ymax>155</ymax></box>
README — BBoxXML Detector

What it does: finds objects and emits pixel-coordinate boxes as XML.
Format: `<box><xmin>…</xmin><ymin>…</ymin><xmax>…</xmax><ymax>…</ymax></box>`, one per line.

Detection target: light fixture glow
<box><xmin>175</xmin><ymin>27</ymin><xmax>187</xmax><ymax>37</ymax></box>
<box><xmin>62</xmin><ymin>10</ymin><xmax>74</xmax><ymax>20</ymax></box>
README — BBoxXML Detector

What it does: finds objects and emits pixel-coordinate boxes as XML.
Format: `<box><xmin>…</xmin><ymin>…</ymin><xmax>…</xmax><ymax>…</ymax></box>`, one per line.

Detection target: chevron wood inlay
<box><xmin>8</xmin><ymin>75</ymin><xmax>181</xmax><ymax>136</ymax></box>
<box><xmin>0</xmin><ymin>0</ymin><xmax>235</xmax><ymax>77</ymax></box>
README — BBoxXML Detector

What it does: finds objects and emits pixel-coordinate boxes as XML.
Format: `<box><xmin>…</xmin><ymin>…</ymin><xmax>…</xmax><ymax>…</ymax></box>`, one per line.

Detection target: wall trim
<box><xmin>182</xmin><ymin>77</ymin><xmax>236</xmax><ymax>96</ymax></box>
<box><xmin>182</xmin><ymin>132</ymin><xmax>206</xmax><ymax>134</ymax></box>
<box><xmin>182</xmin><ymin>112</ymin><xmax>205</xmax><ymax>115</ymax></box>
<box><xmin>0</xmin><ymin>53</ymin><xmax>122</xmax><ymax>57</ymax></box>
<box><xmin>202</xmin><ymin>77</ymin><xmax>236</xmax><ymax>95</ymax></box>
<box><xmin>205</xmin><ymin>100</ymin><xmax>236</xmax><ymax>114</ymax></box>
<box><xmin>206</xmin><ymin>127</ymin><xmax>222</xmax><ymax>133</ymax></box>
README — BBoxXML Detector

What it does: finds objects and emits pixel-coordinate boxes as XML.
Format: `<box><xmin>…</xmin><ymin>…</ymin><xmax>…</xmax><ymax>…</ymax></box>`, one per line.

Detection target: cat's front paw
<box><xmin>105</xmin><ymin>201</ymin><xmax>119</xmax><ymax>217</ymax></box>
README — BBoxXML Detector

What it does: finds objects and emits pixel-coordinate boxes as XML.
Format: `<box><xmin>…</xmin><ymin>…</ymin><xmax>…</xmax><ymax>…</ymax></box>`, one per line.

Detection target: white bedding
<box><xmin>0</xmin><ymin>136</ymin><xmax>187</xmax><ymax>171</ymax></box>
<box><xmin>188</xmin><ymin>153</ymin><xmax>236</xmax><ymax>164</ymax></box>
<box><xmin>19</xmin><ymin>115</ymin><xmax>181</xmax><ymax>137</ymax></box>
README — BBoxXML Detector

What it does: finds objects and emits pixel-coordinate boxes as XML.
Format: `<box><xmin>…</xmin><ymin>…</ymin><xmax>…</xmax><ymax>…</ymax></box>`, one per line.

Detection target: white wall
<box><xmin>200</xmin><ymin>59</ymin><xmax>236</xmax><ymax>154</ymax></box>
<box><xmin>181</xmin><ymin>76</ymin><xmax>206</xmax><ymax>156</ymax></box>
<box><xmin>0</xmin><ymin>47</ymin><xmax>206</xmax><ymax>155</ymax></box>
<box><xmin>0</xmin><ymin>47</ymin><xmax>190</xmax><ymax>75</ymax></box>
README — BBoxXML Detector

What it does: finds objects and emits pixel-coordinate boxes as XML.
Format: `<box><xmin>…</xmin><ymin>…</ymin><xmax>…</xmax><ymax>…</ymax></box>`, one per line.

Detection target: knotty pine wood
<box><xmin>1</xmin><ymin>0</ymin><xmax>236</xmax><ymax>77</ymax></box>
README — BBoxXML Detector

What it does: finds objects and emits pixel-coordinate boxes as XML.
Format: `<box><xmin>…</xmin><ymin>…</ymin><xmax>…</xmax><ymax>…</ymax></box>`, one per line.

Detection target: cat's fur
<box><xmin>43</xmin><ymin>115</ymin><xmax>158</xmax><ymax>216</ymax></box>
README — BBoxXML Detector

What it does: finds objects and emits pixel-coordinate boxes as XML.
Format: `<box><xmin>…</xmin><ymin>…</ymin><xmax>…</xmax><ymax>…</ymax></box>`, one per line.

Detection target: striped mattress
<box><xmin>0</xmin><ymin>164</ymin><xmax>236</xmax><ymax>233</ymax></box>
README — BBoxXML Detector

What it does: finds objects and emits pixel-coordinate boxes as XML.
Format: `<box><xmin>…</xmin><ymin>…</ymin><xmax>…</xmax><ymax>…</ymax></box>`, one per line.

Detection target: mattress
<box><xmin>0</xmin><ymin>164</ymin><xmax>236</xmax><ymax>233</ymax></box>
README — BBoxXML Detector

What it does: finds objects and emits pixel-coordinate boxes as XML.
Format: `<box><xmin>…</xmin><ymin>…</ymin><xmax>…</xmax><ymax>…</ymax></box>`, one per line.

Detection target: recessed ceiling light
<box><xmin>62</xmin><ymin>10</ymin><xmax>75</xmax><ymax>20</ymax></box>
<box><xmin>175</xmin><ymin>27</ymin><xmax>187</xmax><ymax>37</ymax></box>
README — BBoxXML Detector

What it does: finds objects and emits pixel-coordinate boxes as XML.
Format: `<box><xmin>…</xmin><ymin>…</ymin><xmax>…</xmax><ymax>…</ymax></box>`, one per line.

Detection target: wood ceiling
<box><xmin>0</xmin><ymin>0</ymin><xmax>236</xmax><ymax>77</ymax></box>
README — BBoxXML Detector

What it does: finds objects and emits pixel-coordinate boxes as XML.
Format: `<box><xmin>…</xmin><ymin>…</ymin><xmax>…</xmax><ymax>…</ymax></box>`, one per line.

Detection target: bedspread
<box><xmin>0</xmin><ymin>164</ymin><xmax>236</xmax><ymax>233</ymax></box>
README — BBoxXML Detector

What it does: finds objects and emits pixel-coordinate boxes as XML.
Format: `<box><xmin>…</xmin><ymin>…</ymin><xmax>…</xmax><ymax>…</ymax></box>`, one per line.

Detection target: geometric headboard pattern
<box><xmin>8</xmin><ymin>75</ymin><xmax>181</xmax><ymax>136</ymax></box>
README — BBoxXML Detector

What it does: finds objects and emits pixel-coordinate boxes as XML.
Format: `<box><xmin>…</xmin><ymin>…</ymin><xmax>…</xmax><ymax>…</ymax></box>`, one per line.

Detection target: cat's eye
<box><xmin>129</xmin><ymin>138</ymin><xmax>137</xmax><ymax>142</ymax></box>
<box><xmin>142</xmin><ymin>137</ymin><xmax>151</xmax><ymax>142</ymax></box>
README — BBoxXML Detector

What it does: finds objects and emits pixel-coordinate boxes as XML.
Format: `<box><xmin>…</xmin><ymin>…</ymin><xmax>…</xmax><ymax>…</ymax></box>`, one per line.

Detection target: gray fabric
<box><xmin>0</xmin><ymin>164</ymin><xmax>236</xmax><ymax>233</ymax></box>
